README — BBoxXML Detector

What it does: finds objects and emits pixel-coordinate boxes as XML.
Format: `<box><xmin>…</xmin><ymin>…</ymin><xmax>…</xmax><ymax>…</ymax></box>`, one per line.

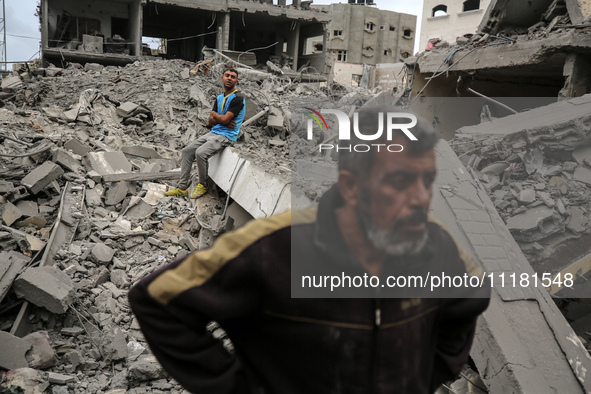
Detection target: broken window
<box><xmin>334</xmin><ymin>30</ymin><xmax>343</xmax><ymax>37</ymax></box>
<box><xmin>432</xmin><ymin>5</ymin><xmax>448</xmax><ymax>17</ymax></box>
<box><xmin>351</xmin><ymin>74</ymin><xmax>362</xmax><ymax>87</ymax></box>
<box><xmin>389</xmin><ymin>26</ymin><xmax>395</xmax><ymax>31</ymax></box>
<box><xmin>384</xmin><ymin>49</ymin><xmax>392</xmax><ymax>56</ymax></box>
<box><xmin>403</xmin><ymin>29</ymin><xmax>412</xmax><ymax>39</ymax></box>
<box><xmin>463</xmin><ymin>0</ymin><xmax>480</xmax><ymax>12</ymax></box>
<box><xmin>335</xmin><ymin>50</ymin><xmax>347</xmax><ymax>62</ymax></box>
<box><xmin>365</xmin><ymin>22</ymin><xmax>375</xmax><ymax>31</ymax></box>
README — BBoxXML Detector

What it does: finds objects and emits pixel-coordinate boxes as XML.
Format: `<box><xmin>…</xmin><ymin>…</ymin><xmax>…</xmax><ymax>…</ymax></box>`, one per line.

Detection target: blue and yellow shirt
<box><xmin>211</xmin><ymin>90</ymin><xmax>246</xmax><ymax>142</ymax></box>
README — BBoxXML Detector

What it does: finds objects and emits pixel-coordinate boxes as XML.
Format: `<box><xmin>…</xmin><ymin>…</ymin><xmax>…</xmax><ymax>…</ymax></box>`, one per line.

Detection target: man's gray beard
<box><xmin>358</xmin><ymin>213</ymin><xmax>429</xmax><ymax>256</ymax></box>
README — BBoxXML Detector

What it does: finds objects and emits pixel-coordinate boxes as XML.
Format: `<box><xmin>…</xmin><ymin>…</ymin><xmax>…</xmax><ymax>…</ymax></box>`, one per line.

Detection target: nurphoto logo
<box><xmin>304</xmin><ymin>108</ymin><xmax>418</xmax><ymax>153</ymax></box>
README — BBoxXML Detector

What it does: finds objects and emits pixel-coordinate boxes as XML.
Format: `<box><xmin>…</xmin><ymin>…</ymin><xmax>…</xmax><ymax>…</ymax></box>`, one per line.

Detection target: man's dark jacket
<box><xmin>128</xmin><ymin>186</ymin><xmax>490</xmax><ymax>394</ymax></box>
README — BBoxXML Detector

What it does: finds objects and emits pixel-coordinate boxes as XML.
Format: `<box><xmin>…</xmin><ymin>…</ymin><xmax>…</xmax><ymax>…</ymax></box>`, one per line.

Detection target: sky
<box><xmin>5</xmin><ymin>0</ymin><xmax>424</xmax><ymax>64</ymax></box>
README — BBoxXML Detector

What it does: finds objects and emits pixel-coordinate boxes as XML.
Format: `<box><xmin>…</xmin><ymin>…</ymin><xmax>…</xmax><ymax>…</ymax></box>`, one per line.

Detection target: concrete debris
<box><xmin>1</xmin><ymin>368</ymin><xmax>48</xmax><ymax>394</ymax></box>
<box><xmin>0</xmin><ymin>55</ymin><xmax>375</xmax><ymax>394</ymax></box>
<box><xmin>21</xmin><ymin>161</ymin><xmax>65</xmax><ymax>194</ymax></box>
<box><xmin>0</xmin><ymin>331</ymin><xmax>31</xmax><ymax>370</ymax></box>
<box><xmin>13</xmin><ymin>266</ymin><xmax>75</xmax><ymax>314</ymax></box>
<box><xmin>23</xmin><ymin>331</ymin><xmax>58</xmax><ymax>369</ymax></box>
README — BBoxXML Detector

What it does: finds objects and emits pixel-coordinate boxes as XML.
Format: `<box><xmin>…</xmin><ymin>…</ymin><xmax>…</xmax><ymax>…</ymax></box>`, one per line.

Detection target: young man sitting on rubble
<box><xmin>165</xmin><ymin>68</ymin><xmax>245</xmax><ymax>199</ymax></box>
<box><xmin>130</xmin><ymin>105</ymin><xmax>490</xmax><ymax>393</ymax></box>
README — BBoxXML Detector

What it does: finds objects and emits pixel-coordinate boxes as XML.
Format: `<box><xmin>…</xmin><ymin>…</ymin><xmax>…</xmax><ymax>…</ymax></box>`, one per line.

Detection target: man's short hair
<box><xmin>224</xmin><ymin>68</ymin><xmax>239</xmax><ymax>78</ymax></box>
<box><xmin>338</xmin><ymin>105</ymin><xmax>439</xmax><ymax>177</ymax></box>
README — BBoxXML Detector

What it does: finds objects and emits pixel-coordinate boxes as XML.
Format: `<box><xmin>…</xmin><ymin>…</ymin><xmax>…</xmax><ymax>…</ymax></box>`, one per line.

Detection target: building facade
<box><xmin>419</xmin><ymin>0</ymin><xmax>492</xmax><ymax>51</ymax></box>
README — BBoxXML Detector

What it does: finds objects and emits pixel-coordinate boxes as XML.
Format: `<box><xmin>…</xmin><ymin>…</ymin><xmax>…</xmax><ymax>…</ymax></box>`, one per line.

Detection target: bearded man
<box><xmin>129</xmin><ymin>105</ymin><xmax>490</xmax><ymax>394</ymax></box>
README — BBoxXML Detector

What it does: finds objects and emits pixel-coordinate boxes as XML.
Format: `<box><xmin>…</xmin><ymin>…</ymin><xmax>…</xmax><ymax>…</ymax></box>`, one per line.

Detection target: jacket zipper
<box><xmin>369</xmin><ymin>298</ymin><xmax>381</xmax><ymax>394</ymax></box>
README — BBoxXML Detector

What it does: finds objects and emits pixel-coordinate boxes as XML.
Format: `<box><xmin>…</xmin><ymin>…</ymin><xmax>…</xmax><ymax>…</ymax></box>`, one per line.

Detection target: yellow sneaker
<box><xmin>164</xmin><ymin>187</ymin><xmax>188</xmax><ymax>197</ymax></box>
<box><xmin>190</xmin><ymin>183</ymin><xmax>209</xmax><ymax>199</ymax></box>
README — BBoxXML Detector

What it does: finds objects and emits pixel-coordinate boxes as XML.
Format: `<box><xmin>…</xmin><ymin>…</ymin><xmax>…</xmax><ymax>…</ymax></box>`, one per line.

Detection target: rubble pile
<box><xmin>0</xmin><ymin>57</ymin><xmax>379</xmax><ymax>393</ymax></box>
<box><xmin>451</xmin><ymin>110</ymin><xmax>591</xmax><ymax>267</ymax></box>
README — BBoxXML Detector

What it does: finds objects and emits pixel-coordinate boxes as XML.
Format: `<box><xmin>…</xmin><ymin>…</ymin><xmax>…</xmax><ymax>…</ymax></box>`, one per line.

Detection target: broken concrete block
<box><xmin>15</xmin><ymin>200</ymin><xmax>38</xmax><ymax>217</ymax></box>
<box><xmin>0</xmin><ymin>251</ymin><xmax>30</xmax><ymax>302</ymax></box>
<box><xmin>15</xmin><ymin>216</ymin><xmax>47</xmax><ymax>229</ymax></box>
<box><xmin>87</xmin><ymin>170</ymin><xmax>102</xmax><ymax>183</ymax></box>
<box><xmin>60</xmin><ymin>327</ymin><xmax>84</xmax><ymax>336</ymax></box>
<box><xmin>0</xmin><ymin>180</ymin><xmax>14</xmax><ymax>194</ymax></box>
<box><xmin>116</xmin><ymin>102</ymin><xmax>139</xmax><ymax>117</ymax></box>
<box><xmin>121</xmin><ymin>145</ymin><xmax>163</xmax><ymax>159</ymax></box>
<box><xmin>86</xmin><ymin>188</ymin><xmax>102</xmax><ymax>207</ymax></box>
<box><xmin>128</xmin><ymin>355</ymin><xmax>168</xmax><ymax>381</ymax></box>
<box><xmin>180</xmin><ymin>68</ymin><xmax>190</xmax><ymax>79</ymax></box>
<box><xmin>556</xmin><ymin>198</ymin><xmax>566</xmax><ymax>215</ymax></box>
<box><xmin>83</xmin><ymin>34</ymin><xmax>103</xmax><ymax>53</ymax></box>
<box><xmin>456</xmin><ymin>36</ymin><xmax>470</xmax><ymax>46</ymax></box>
<box><xmin>179</xmin><ymin>233</ymin><xmax>199</xmax><ymax>251</ymax></box>
<box><xmin>0</xmin><ymin>331</ymin><xmax>31</xmax><ymax>370</ymax></box>
<box><xmin>266</xmin><ymin>107</ymin><xmax>284</xmax><ymax>131</ymax></box>
<box><xmin>124</xmin><ymin>197</ymin><xmax>155</xmax><ymax>219</ymax></box>
<box><xmin>269</xmin><ymin>137</ymin><xmax>287</xmax><ymax>147</ymax></box>
<box><xmin>537</xmin><ymin>191</ymin><xmax>555</xmax><ymax>207</ymax></box>
<box><xmin>110</xmin><ymin>269</ymin><xmax>130</xmax><ymax>288</ymax></box>
<box><xmin>573</xmin><ymin>166</ymin><xmax>591</xmax><ymax>185</ymax></box>
<box><xmin>565</xmin><ymin>0</ymin><xmax>591</xmax><ymax>25</ymax></box>
<box><xmin>102</xmin><ymin>327</ymin><xmax>128</xmax><ymax>361</ymax></box>
<box><xmin>86</xmin><ymin>151</ymin><xmax>132</xmax><ymax>175</ymax></box>
<box><xmin>23</xmin><ymin>331</ymin><xmax>57</xmax><ymax>369</ymax></box>
<box><xmin>2</xmin><ymin>75</ymin><xmax>23</xmax><ymax>92</ymax></box>
<box><xmin>53</xmin><ymin>148</ymin><xmax>82</xmax><ymax>173</ymax></box>
<box><xmin>105</xmin><ymin>181</ymin><xmax>129</xmax><ymax>206</ymax></box>
<box><xmin>84</xmin><ymin>63</ymin><xmax>104</xmax><ymax>72</ymax></box>
<box><xmin>163</xmin><ymin>83</ymin><xmax>172</xmax><ymax>92</ymax></box>
<box><xmin>91</xmin><ymin>242</ymin><xmax>115</xmax><ymax>264</ymax></box>
<box><xmin>506</xmin><ymin>206</ymin><xmax>563</xmax><ymax>242</ymax></box>
<box><xmin>21</xmin><ymin>161</ymin><xmax>64</xmax><ymax>194</ymax></box>
<box><xmin>48</xmin><ymin>371</ymin><xmax>76</xmax><ymax>384</ymax></box>
<box><xmin>567</xmin><ymin>206</ymin><xmax>588</xmax><ymax>233</ymax></box>
<box><xmin>26</xmin><ymin>234</ymin><xmax>46</xmax><ymax>251</ymax></box>
<box><xmin>519</xmin><ymin>189</ymin><xmax>536</xmax><ymax>204</ymax></box>
<box><xmin>13</xmin><ymin>266</ymin><xmax>75</xmax><ymax>314</ymax></box>
<box><xmin>3</xmin><ymin>201</ymin><xmax>23</xmax><ymax>225</ymax></box>
<box><xmin>64</xmin><ymin>138</ymin><xmax>92</xmax><ymax>156</ymax></box>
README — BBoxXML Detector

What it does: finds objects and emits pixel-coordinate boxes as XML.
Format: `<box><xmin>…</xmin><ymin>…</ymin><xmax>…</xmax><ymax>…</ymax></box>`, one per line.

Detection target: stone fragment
<box><xmin>567</xmin><ymin>206</ymin><xmax>588</xmax><ymax>233</ymax></box>
<box><xmin>121</xmin><ymin>145</ymin><xmax>162</xmax><ymax>159</ymax></box>
<box><xmin>102</xmin><ymin>327</ymin><xmax>128</xmax><ymax>361</ymax></box>
<box><xmin>181</xmin><ymin>68</ymin><xmax>190</xmax><ymax>79</ymax></box>
<box><xmin>267</xmin><ymin>107</ymin><xmax>284</xmax><ymax>131</ymax></box>
<box><xmin>53</xmin><ymin>148</ymin><xmax>82</xmax><ymax>173</ymax></box>
<box><xmin>85</xmin><ymin>152</ymin><xmax>132</xmax><ymax>176</ymax></box>
<box><xmin>21</xmin><ymin>161</ymin><xmax>64</xmax><ymax>194</ymax></box>
<box><xmin>124</xmin><ymin>198</ymin><xmax>155</xmax><ymax>219</ymax></box>
<box><xmin>163</xmin><ymin>83</ymin><xmax>172</xmax><ymax>92</ymax></box>
<box><xmin>519</xmin><ymin>189</ymin><xmax>536</xmax><ymax>203</ymax></box>
<box><xmin>91</xmin><ymin>242</ymin><xmax>115</xmax><ymax>264</ymax></box>
<box><xmin>48</xmin><ymin>372</ymin><xmax>76</xmax><ymax>384</ymax></box>
<box><xmin>15</xmin><ymin>200</ymin><xmax>38</xmax><ymax>217</ymax></box>
<box><xmin>13</xmin><ymin>266</ymin><xmax>75</xmax><ymax>314</ymax></box>
<box><xmin>116</xmin><ymin>102</ymin><xmax>139</xmax><ymax>118</ymax></box>
<box><xmin>52</xmin><ymin>386</ymin><xmax>69</xmax><ymax>394</ymax></box>
<box><xmin>179</xmin><ymin>233</ymin><xmax>199</xmax><ymax>251</ymax></box>
<box><xmin>60</xmin><ymin>327</ymin><xmax>84</xmax><ymax>336</ymax></box>
<box><xmin>105</xmin><ymin>181</ymin><xmax>129</xmax><ymax>206</ymax></box>
<box><xmin>110</xmin><ymin>269</ymin><xmax>130</xmax><ymax>288</ymax></box>
<box><xmin>549</xmin><ymin>176</ymin><xmax>567</xmax><ymax>186</ymax></box>
<box><xmin>0</xmin><ymin>331</ymin><xmax>31</xmax><ymax>370</ymax></box>
<box><xmin>128</xmin><ymin>355</ymin><xmax>168</xmax><ymax>381</ymax></box>
<box><xmin>64</xmin><ymin>138</ymin><xmax>92</xmax><ymax>156</ymax></box>
<box><xmin>86</xmin><ymin>188</ymin><xmax>102</xmax><ymax>207</ymax></box>
<box><xmin>84</xmin><ymin>63</ymin><xmax>104</xmax><ymax>72</ymax></box>
<box><xmin>573</xmin><ymin>166</ymin><xmax>591</xmax><ymax>185</ymax></box>
<box><xmin>456</xmin><ymin>36</ymin><xmax>470</xmax><ymax>45</ymax></box>
<box><xmin>23</xmin><ymin>330</ymin><xmax>57</xmax><ymax>369</ymax></box>
<box><xmin>556</xmin><ymin>198</ymin><xmax>566</xmax><ymax>215</ymax></box>
<box><xmin>2</xmin><ymin>75</ymin><xmax>23</xmax><ymax>91</ymax></box>
<box><xmin>537</xmin><ymin>191</ymin><xmax>555</xmax><ymax>207</ymax></box>
<box><xmin>3</xmin><ymin>201</ymin><xmax>23</xmax><ymax>225</ymax></box>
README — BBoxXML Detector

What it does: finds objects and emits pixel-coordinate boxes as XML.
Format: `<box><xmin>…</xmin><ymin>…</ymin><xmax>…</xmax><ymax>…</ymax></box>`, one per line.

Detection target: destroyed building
<box><xmin>419</xmin><ymin>0</ymin><xmax>492</xmax><ymax>51</ymax></box>
<box><xmin>41</xmin><ymin>0</ymin><xmax>330</xmax><ymax>72</ymax></box>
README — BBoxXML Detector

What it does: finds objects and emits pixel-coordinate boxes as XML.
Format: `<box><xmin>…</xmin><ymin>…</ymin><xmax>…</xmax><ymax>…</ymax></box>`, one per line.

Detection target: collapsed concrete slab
<box><xmin>85</xmin><ymin>152</ymin><xmax>132</xmax><ymax>176</ymax></box>
<box><xmin>565</xmin><ymin>0</ymin><xmax>591</xmax><ymax>24</ymax></box>
<box><xmin>13</xmin><ymin>266</ymin><xmax>75</xmax><ymax>314</ymax></box>
<box><xmin>433</xmin><ymin>140</ymin><xmax>591</xmax><ymax>393</ymax></box>
<box><xmin>208</xmin><ymin>147</ymin><xmax>293</xmax><ymax>218</ymax></box>
<box><xmin>0</xmin><ymin>251</ymin><xmax>29</xmax><ymax>302</ymax></box>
